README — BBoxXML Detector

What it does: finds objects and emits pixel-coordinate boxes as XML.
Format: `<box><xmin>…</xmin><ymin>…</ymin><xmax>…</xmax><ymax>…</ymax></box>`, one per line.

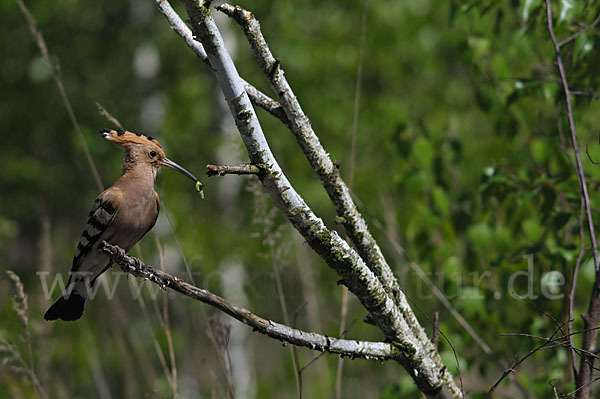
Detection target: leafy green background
<box><xmin>2</xmin><ymin>0</ymin><xmax>600</xmax><ymax>397</ymax></box>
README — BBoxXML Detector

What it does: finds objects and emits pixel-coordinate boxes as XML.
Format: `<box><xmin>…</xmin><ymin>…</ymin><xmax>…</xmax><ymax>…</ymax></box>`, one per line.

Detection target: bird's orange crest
<box><xmin>99</xmin><ymin>128</ymin><xmax>163</xmax><ymax>151</ymax></box>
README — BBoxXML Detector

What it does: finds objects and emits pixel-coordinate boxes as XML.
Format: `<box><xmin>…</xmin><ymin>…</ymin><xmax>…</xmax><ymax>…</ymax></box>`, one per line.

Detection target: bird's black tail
<box><xmin>44</xmin><ymin>292</ymin><xmax>86</xmax><ymax>321</ymax></box>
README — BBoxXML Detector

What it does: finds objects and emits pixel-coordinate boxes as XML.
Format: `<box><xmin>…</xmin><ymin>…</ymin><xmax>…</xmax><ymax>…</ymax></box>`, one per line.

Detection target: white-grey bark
<box><xmin>154</xmin><ymin>0</ymin><xmax>290</xmax><ymax>125</ymax></box>
<box><xmin>213</xmin><ymin>10</ymin><xmax>462</xmax><ymax>389</ymax></box>
<box><xmin>176</xmin><ymin>2</ymin><xmax>460</xmax><ymax>397</ymax></box>
<box><xmin>143</xmin><ymin>0</ymin><xmax>465</xmax><ymax>397</ymax></box>
<box><xmin>101</xmin><ymin>241</ymin><xmax>401</xmax><ymax>362</ymax></box>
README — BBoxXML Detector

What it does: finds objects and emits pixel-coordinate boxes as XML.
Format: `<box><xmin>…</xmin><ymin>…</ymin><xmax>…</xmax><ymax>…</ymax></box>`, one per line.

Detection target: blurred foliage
<box><xmin>1</xmin><ymin>0</ymin><xmax>600</xmax><ymax>397</ymax></box>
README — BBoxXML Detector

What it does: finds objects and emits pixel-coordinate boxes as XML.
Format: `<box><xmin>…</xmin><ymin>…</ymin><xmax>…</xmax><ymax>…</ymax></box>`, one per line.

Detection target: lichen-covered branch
<box><xmin>216</xmin><ymin>4</ymin><xmax>397</xmax><ymax>298</ymax></box>
<box><xmin>154</xmin><ymin>0</ymin><xmax>289</xmax><ymax>125</ymax></box>
<box><xmin>100</xmin><ymin>241</ymin><xmax>399</xmax><ymax>361</ymax></box>
<box><xmin>206</xmin><ymin>163</ymin><xmax>260</xmax><ymax>177</ymax></box>
<box><xmin>216</xmin><ymin>4</ymin><xmax>460</xmax><ymax>395</ymax></box>
<box><xmin>177</xmin><ymin>1</ymin><xmax>460</xmax><ymax>397</ymax></box>
<box><xmin>216</xmin><ymin>2</ymin><xmax>422</xmax><ymax>322</ymax></box>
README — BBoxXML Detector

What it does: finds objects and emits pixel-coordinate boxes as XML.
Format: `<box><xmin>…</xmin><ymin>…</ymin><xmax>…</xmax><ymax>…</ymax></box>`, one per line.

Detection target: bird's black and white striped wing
<box><xmin>71</xmin><ymin>187</ymin><xmax>122</xmax><ymax>270</ymax></box>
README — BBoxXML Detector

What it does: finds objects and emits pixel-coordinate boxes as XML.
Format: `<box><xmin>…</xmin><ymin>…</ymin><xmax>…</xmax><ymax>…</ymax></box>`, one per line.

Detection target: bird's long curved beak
<box><xmin>161</xmin><ymin>158</ymin><xmax>199</xmax><ymax>183</ymax></box>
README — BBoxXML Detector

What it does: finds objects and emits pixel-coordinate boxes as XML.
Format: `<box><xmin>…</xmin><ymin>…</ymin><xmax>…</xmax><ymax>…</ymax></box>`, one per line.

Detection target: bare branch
<box><xmin>585</xmin><ymin>145</ymin><xmax>600</xmax><ymax>165</ymax></box>
<box><xmin>292</xmin><ymin>302</ymin><xmax>306</xmax><ymax>399</ymax></box>
<box><xmin>96</xmin><ymin>103</ymin><xmax>124</xmax><ymax>130</ymax></box>
<box><xmin>500</xmin><ymin>331</ymin><xmax>600</xmax><ymax>366</ymax></box>
<box><xmin>213</xmin><ymin>8</ymin><xmax>461</xmax><ymax>395</ymax></box>
<box><xmin>432</xmin><ymin>312</ymin><xmax>440</xmax><ymax>350</ymax></box>
<box><xmin>489</xmin><ymin>322</ymin><xmax>569</xmax><ymax>396</ymax></box>
<box><xmin>178</xmin><ymin>3</ymin><xmax>460</xmax><ymax>397</ymax></box>
<box><xmin>558</xmin><ymin>13</ymin><xmax>600</xmax><ymax>47</ymax></box>
<box><xmin>570</xmin><ymin>198</ymin><xmax>587</xmax><ymax>381</ymax></box>
<box><xmin>571</xmin><ymin>89</ymin><xmax>600</xmax><ymax>99</ymax></box>
<box><xmin>100</xmin><ymin>241</ymin><xmax>401</xmax><ymax>362</ymax></box>
<box><xmin>243</xmin><ymin>83</ymin><xmax>291</xmax><ymax>128</ymax></box>
<box><xmin>206</xmin><ymin>163</ymin><xmax>261</xmax><ymax>177</ymax></box>
<box><xmin>557</xmin><ymin>103</ymin><xmax>585</xmax><ymax>382</ymax></box>
<box><xmin>545</xmin><ymin>1</ymin><xmax>599</xmax><ymax>269</ymax></box>
<box><xmin>546</xmin><ymin>1</ymin><xmax>600</xmax><ymax>396</ymax></box>
<box><xmin>372</xmin><ymin>210</ymin><xmax>492</xmax><ymax>355</ymax></box>
<box><xmin>216</xmin><ymin>2</ymin><xmax>401</xmax><ymax>300</ymax></box>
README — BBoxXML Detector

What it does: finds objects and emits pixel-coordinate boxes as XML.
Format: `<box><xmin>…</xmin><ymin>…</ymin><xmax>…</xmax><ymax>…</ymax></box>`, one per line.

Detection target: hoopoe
<box><xmin>44</xmin><ymin>128</ymin><xmax>199</xmax><ymax>321</ymax></box>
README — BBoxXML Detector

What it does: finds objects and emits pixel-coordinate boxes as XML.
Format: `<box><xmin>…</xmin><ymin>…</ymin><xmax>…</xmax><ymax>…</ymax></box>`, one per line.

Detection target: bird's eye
<box><xmin>149</xmin><ymin>151</ymin><xmax>157</xmax><ymax>158</ymax></box>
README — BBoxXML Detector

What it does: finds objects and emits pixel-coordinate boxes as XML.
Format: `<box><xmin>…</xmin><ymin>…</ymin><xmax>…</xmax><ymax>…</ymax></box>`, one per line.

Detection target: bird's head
<box><xmin>99</xmin><ymin>128</ymin><xmax>198</xmax><ymax>183</ymax></box>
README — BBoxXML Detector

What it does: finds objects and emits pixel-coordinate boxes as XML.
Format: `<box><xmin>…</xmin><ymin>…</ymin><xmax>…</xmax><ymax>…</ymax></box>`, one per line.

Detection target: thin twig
<box><xmin>206</xmin><ymin>163</ymin><xmax>261</xmax><ymax>177</ymax></box>
<box><xmin>432</xmin><ymin>312</ymin><xmax>440</xmax><ymax>350</ymax></box>
<box><xmin>524</xmin><ymin>298</ymin><xmax>567</xmax><ymax>336</ymax></box>
<box><xmin>557</xmin><ymin>13</ymin><xmax>600</xmax><ymax>47</ymax></box>
<box><xmin>271</xmin><ymin>247</ymin><xmax>302</xmax><ymax>397</ymax></box>
<box><xmin>488</xmin><ymin>322</ymin><xmax>570</xmax><ymax>396</ymax></box>
<box><xmin>585</xmin><ymin>145</ymin><xmax>600</xmax><ymax>165</ymax></box>
<box><xmin>571</xmin><ymin>89</ymin><xmax>600</xmax><ymax>99</ymax></box>
<box><xmin>569</xmin><ymin>375</ymin><xmax>600</xmax><ymax>397</ymax></box>
<box><xmin>130</xmin><ymin>245</ymin><xmax>175</xmax><ymax>391</ymax></box>
<box><xmin>368</xmin><ymin>206</ymin><xmax>492</xmax><ymax>355</ymax></box>
<box><xmin>292</xmin><ymin>235</ymin><xmax>329</xmax><ymax>393</ymax></box>
<box><xmin>557</xmin><ymin>102</ymin><xmax>584</xmax><ymax>382</ymax></box>
<box><xmin>500</xmin><ymin>331</ymin><xmax>600</xmax><ymax>365</ymax></box>
<box><xmin>393</xmin><ymin>280</ymin><xmax>466</xmax><ymax>399</ymax></box>
<box><xmin>347</xmin><ymin>0</ymin><xmax>368</xmax><ymax>189</ymax></box>
<box><xmin>159</xmin><ymin>206</ymin><xmax>234</xmax><ymax>396</ymax></box>
<box><xmin>96</xmin><ymin>103</ymin><xmax>124</xmax><ymax>130</ymax></box>
<box><xmin>335</xmin><ymin>285</ymin><xmax>348</xmax><ymax>399</ymax></box>
<box><xmin>570</xmin><ymin>199</ymin><xmax>587</xmax><ymax>381</ymax></box>
<box><xmin>546</xmin><ymin>2</ymin><xmax>600</xmax><ymax>396</ymax></box>
<box><xmin>205</xmin><ymin>316</ymin><xmax>235</xmax><ymax>399</ymax></box>
<box><xmin>153</xmin><ymin>235</ymin><xmax>178</xmax><ymax>399</ymax></box>
<box><xmin>545</xmin><ymin>0</ymin><xmax>599</xmax><ymax>270</ymax></box>
<box><xmin>292</xmin><ymin>302</ymin><xmax>307</xmax><ymax>399</ymax></box>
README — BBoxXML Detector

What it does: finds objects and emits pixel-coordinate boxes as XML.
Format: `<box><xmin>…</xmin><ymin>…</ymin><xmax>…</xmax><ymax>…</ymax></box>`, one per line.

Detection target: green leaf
<box><xmin>522</xmin><ymin>218</ymin><xmax>542</xmax><ymax>242</ymax></box>
<box><xmin>521</xmin><ymin>0</ymin><xmax>541</xmax><ymax>22</ymax></box>
<box><xmin>468</xmin><ymin>223</ymin><xmax>493</xmax><ymax>251</ymax></box>
<box><xmin>573</xmin><ymin>33</ymin><xmax>592</xmax><ymax>63</ymax></box>
<box><xmin>457</xmin><ymin>286</ymin><xmax>486</xmax><ymax>318</ymax></box>
<box><xmin>559</xmin><ymin>0</ymin><xmax>581</xmax><ymax>23</ymax></box>
<box><xmin>432</xmin><ymin>186</ymin><xmax>450</xmax><ymax>216</ymax></box>
<box><xmin>530</xmin><ymin>139</ymin><xmax>548</xmax><ymax>164</ymax></box>
<box><xmin>413</xmin><ymin>137</ymin><xmax>433</xmax><ymax>169</ymax></box>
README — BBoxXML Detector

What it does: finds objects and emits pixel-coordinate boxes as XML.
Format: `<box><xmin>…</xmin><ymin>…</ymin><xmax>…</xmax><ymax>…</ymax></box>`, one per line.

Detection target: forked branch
<box><xmin>154</xmin><ymin>0</ymin><xmax>290</xmax><ymax>125</ymax></box>
<box><xmin>215</xmin><ymin>4</ymin><xmax>471</xmax><ymax>370</ymax></box>
<box><xmin>177</xmin><ymin>1</ymin><xmax>460</xmax><ymax>397</ymax></box>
